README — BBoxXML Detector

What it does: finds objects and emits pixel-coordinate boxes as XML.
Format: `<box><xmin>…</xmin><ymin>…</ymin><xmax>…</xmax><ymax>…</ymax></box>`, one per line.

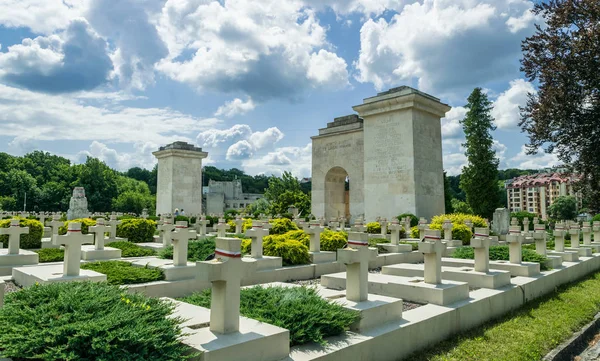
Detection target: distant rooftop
<box><xmin>158</xmin><ymin>141</ymin><xmax>204</xmax><ymax>152</ymax></box>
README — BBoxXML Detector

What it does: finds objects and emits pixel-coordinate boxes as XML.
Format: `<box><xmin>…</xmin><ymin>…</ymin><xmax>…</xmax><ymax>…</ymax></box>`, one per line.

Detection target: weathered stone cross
<box><xmin>234</xmin><ymin>216</ymin><xmax>244</xmax><ymax>234</ymax></box>
<box><xmin>305</xmin><ymin>221</ymin><xmax>325</xmax><ymax>252</ymax></box>
<box><xmin>419</xmin><ymin>229</ymin><xmax>445</xmax><ymax>284</ymax></box>
<box><xmin>107</xmin><ymin>215</ymin><xmax>121</xmax><ymax>240</ymax></box>
<box><xmin>389</xmin><ymin>220</ymin><xmax>402</xmax><ymax>246</ymax></box>
<box><xmin>338</xmin><ymin>231</ymin><xmax>373</xmax><ymax>302</ymax></box>
<box><xmin>245</xmin><ymin>221</ymin><xmax>270</xmax><ymax>259</ymax></box>
<box><xmin>89</xmin><ymin>218</ymin><xmax>108</xmax><ymax>250</ymax></box>
<box><xmin>159</xmin><ymin>217</ymin><xmax>175</xmax><ymax>247</ymax></box>
<box><xmin>442</xmin><ymin>219</ymin><xmax>453</xmax><ymax>241</ymax></box>
<box><xmin>472</xmin><ymin>227</ymin><xmax>491</xmax><ymax>273</ymax></box>
<box><xmin>171</xmin><ymin>221</ymin><xmax>197</xmax><ymax>267</ymax></box>
<box><xmin>215</xmin><ymin>218</ymin><xmax>230</xmax><ymax>238</ymax></box>
<box><xmin>0</xmin><ymin>219</ymin><xmax>28</xmax><ymax>254</ymax></box>
<box><xmin>48</xmin><ymin>215</ymin><xmax>63</xmax><ymax>246</ymax></box>
<box><xmin>57</xmin><ymin>222</ymin><xmax>93</xmax><ymax>277</ymax></box>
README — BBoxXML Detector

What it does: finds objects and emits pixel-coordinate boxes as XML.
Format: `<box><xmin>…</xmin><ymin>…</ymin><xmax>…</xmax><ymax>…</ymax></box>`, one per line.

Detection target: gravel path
<box><xmin>4</xmin><ymin>280</ymin><xmax>21</xmax><ymax>294</ymax></box>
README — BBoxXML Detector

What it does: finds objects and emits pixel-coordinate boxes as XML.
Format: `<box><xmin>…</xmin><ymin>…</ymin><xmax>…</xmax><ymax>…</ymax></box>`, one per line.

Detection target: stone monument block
<box><xmin>67</xmin><ymin>187</ymin><xmax>90</xmax><ymax>220</ymax></box>
<box><xmin>492</xmin><ymin>208</ymin><xmax>510</xmax><ymax>236</ymax></box>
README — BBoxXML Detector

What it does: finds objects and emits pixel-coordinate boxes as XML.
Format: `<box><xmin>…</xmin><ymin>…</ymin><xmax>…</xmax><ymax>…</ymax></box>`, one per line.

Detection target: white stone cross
<box><xmin>339</xmin><ymin>217</ymin><xmax>346</xmax><ymax>230</ymax></box>
<box><xmin>197</xmin><ymin>237</ymin><xmax>256</xmax><ymax>334</ymax></box>
<box><xmin>89</xmin><ymin>218</ymin><xmax>108</xmax><ymax>250</ymax></box>
<box><xmin>338</xmin><ymin>231</ymin><xmax>372</xmax><ymax>302</ymax></box>
<box><xmin>582</xmin><ymin>226</ymin><xmax>592</xmax><ymax>245</ymax></box>
<box><xmin>234</xmin><ymin>216</ymin><xmax>244</xmax><ymax>234</ymax></box>
<box><xmin>569</xmin><ymin>225</ymin><xmax>580</xmax><ymax>248</ymax></box>
<box><xmin>442</xmin><ymin>219</ymin><xmax>453</xmax><ymax>241</ymax></box>
<box><xmin>107</xmin><ymin>215</ymin><xmax>121</xmax><ymax>240</ymax></box>
<box><xmin>171</xmin><ymin>221</ymin><xmax>197</xmax><ymax>267</ymax></box>
<box><xmin>215</xmin><ymin>219</ymin><xmax>230</xmax><ymax>238</ymax></box>
<box><xmin>197</xmin><ymin>216</ymin><xmax>209</xmax><ymax>237</ymax></box>
<box><xmin>533</xmin><ymin>224</ymin><xmax>547</xmax><ymax>256</ymax></box>
<box><xmin>506</xmin><ymin>233</ymin><xmax>522</xmax><ymax>264</ymax></box>
<box><xmin>472</xmin><ymin>227</ymin><xmax>491</xmax><ymax>273</ymax></box>
<box><xmin>379</xmin><ymin>218</ymin><xmax>388</xmax><ymax>236</ymax></box>
<box><xmin>593</xmin><ymin>221</ymin><xmax>600</xmax><ymax>243</ymax></box>
<box><xmin>0</xmin><ymin>219</ymin><xmax>29</xmax><ymax>254</ymax></box>
<box><xmin>417</xmin><ymin>218</ymin><xmax>428</xmax><ymax>239</ymax></box>
<box><xmin>38</xmin><ymin>213</ymin><xmax>47</xmax><ymax>226</ymax></box>
<box><xmin>464</xmin><ymin>219</ymin><xmax>474</xmax><ymax>231</ymax></box>
<box><xmin>306</xmin><ymin>222</ymin><xmax>325</xmax><ymax>252</ymax></box>
<box><xmin>245</xmin><ymin>221</ymin><xmax>270</xmax><ymax>258</ymax></box>
<box><xmin>159</xmin><ymin>217</ymin><xmax>175</xmax><ymax>247</ymax></box>
<box><xmin>389</xmin><ymin>220</ymin><xmax>403</xmax><ymax>246</ymax></box>
<box><xmin>510</xmin><ymin>217</ymin><xmax>519</xmax><ymax>226</ymax></box>
<box><xmin>419</xmin><ymin>229</ymin><xmax>446</xmax><ymax>284</ymax></box>
<box><xmin>403</xmin><ymin>217</ymin><xmax>412</xmax><ymax>235</ymax></box>
<box><xmin>554</xmin><ymin>224</ymin><xmax>567</xmax><ymax>252</ymax></box>
<box><xmin>57</xmin><ymin>222</ymin><xmax>94</xmax><ymax>277</ymax></box>
<box><xmin>48</xmin><ymin>215</ymin><xmax>64</xmax><ymax>246</ymax></box>
<box><xmin>522</xmin><ymin>218</ymin><xmax>530</xmax><ymax>234</ymax></box>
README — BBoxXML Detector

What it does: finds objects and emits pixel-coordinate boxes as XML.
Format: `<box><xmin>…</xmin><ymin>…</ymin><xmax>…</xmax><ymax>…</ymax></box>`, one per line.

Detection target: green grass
<box><xmin>34</xmin><ymin>248</ymin><xmax>64</xmax><ymax>263</ymax></box>
<box><xmin>106</xmin><ymin>241</ymin><xmax>157</xmax><ymax>257</ymax></box>
<box><xmin>81</xmin><ymin>261</ymin><xmax>164</xmax><ymax>285</ymax></box>
<box><xmin>159</xmin><ymin>237</ymin><xmax>215</xmax><ymax>262</ymax></box>
<box><xmin>452</xmin><ymin>245</ymin><xmax>549</xmax><ymax>270</ymax></box>
<box><xmin>179</xmin><ymin>286</ymin><xmax>359</xmax><ymax>346</ymax></box>
<box><xmin>410</xmin><ymin>270</ymin><xmax>600</xmax><ymax>361</ymax></box>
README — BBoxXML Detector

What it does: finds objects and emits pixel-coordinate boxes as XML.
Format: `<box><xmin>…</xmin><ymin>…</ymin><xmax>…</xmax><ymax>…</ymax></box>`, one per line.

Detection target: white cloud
<box><xmin>0</xmin><ymin>84</ymin><xmax>221</xmax><ymax>146</ymax></box>
<box><xmin>354</xmin><ymin>0</ymin><xmax>538</xmax><ymax>99</ymax></box>
<box><xmin>241</xmin><ymin>143</ymin><xmax>312</xmax><ymax>177</ymax></box>
<box><xmin>226</xmin><ymin>140</ymin><xmax>255</xmax><ymax>161</ymax></box>
<box><xmin>214</xmin><ymin>98</ymin><xmax>256</xmax><ymax>117</ymax></box>
<box><xmin>0</xmin><ymin>0</ymin><xmax>86</xmax><ymax>34</ymax></box>
<box><xmin>156</xmin><ymin>0</ymin><xmax>349</xmax><ymax>100</ymax></box>
<box><xmin>492</xmin><ymin>79</ymin><xmax>536</xmax><ymax>130</ymax></box>
<box><xmin>443</xmin><ymin>152</ymin><xmax>467</xmax><ymax>176</ymax></box>
<box><xmin>249</xmin><ymin>127</ymin><xmax>285</xmax><ymax>149</ymax></box>
<box><xmin>304</xmin><ymin>0</ymin><xmax>405</xmax><ymax>16</ymax></box>
<box><xmin>508</xmin><ymin>146</ymin><xmax>561</xmax><ymax>169</ymax></box>
<box><xmin>196</xmin><ymin>125</ymin><xmax>253</xmax><ymax>148</ymax></box>
<box><xmin>441</xmin><ymin>106</ymin><xmax>466</xmax><ymax>139</ymax></box>
<box><xmin>76</xmin><ymin>140</ymin><xmax>158</xmax><ymax>171</ymax></box>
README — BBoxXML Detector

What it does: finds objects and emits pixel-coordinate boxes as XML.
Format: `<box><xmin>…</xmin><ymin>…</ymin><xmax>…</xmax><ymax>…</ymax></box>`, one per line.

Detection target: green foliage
<box><xmin>430</xmin><ymin>213</ymin><xmax>488</xmax><ymax>228</ymax></box>
<box><xmin>202</xmin><ymin>166</ymin><xmax>269</xmax><ymax>194</ymax></box>
<box><xmin>59</xmin><ymin>218</ymin><xmax>96</xmax><ymax>235</ymax></box>
<box><xmin>410</xmin><ymin>226</ymin><xmax>420</xmax><ymax>238</ymax></box>
<box><xmin>180</xmin><ymin>285</ymin><xmax>359</xmax><ymax>346</ymax></box>
<box><xmin>0</xmin><ymin>218</ymin><xmax>43</xmax><ymax>249</ymax></box>
<box><xmin>269</xmin><ymin>218</ymin><xmax>299</xmax><ymax>235</ymax></box>
<box><xmin>453</xmin><ymin>246</ymin><xmax>549</xmax><ymax>270</ymax></box>
<box><xmin>593</xmin><ymin>214</ymin><xmax>600</xmax><ymax>223</ymax></box>
<box><xmin>34</xmin><ymin>248</ymin><xmax>64</xmax><ymax>263</ymax></box>
<box><xmin>430</xmin><ymin>222</ymin><xmax>473</xmax><ymax>245</ymax></box>
<box><xmin>366</xmin><ymin>222</ymin><xmax>381</xmax><ymax>234</ymax></box>
<box><xmin>106</xmin><ymin>241</ymin><xmax>156</xmax><ymax>257</ymax></box>
<box><xmin>227</xmin><ymin>218</ymin><xmax>253</xmax><ymax>233</ymax></box>
<box><xmin>548</xmin><ymin>196</ymin><xmax>578</xmax><ymax>221</ymax></box>
<box><xmin>397</xmin><ymin>213</ymin><xmax>418</xmax><ymax>227</ymax></box>
<box><xmin>159</xmin><ymin>237</ymin><xmax>216</xmax><ymax>262</ymax></box>
<box><xmin>320</xmin><ymin>229</ymin><xmax>347</xmax><ymax>251</ymax></box>
<box><xmin>116</xmin><ymin>219</ymin><xmax>156</xmax><ymax>243</ymax></box>
<box><xmin>263</xmin><ymin>233</ymin><xmax>310</xmax><ymax>266</ymax></box>
<box><xmin>174</xmin><ymin>215</ymin><xmax>189</xmax><ymax>223</ymax></box>
<box><xmin>245</xmin><ymin>198</ymin><xmax>270</xmax><ymax>218</ymax></box>
<box><xmin>81</xmin><ymin>261</ymin><xmax>165</xmax><ymax>285</ymax></box>
<box><xmin>241</xmin><ymin>238</ymin><xmax>252</xmax><ymax>254</ymax></box>
<box><xmin>0</xmin><ymin>282</ymin><xmax>192</xmax><ymax>360</ymax></box>
<box><xmin>459</xmin><ymin>88</ymin><xmax>501</xmax><ymax>219</ymax></box>
<box><xmin>264</xmin><ymin>171</ymin><xmax>311</xmax><ymax>216</ymax></box>
<box><xmin>451</xmin><ymin>199</ymin><xmax>474</xmax><ymax>214</ymax></box>
<box><xmin>0</xmin><ymin>195</ymin><xmax>16</xmax><ymax>211</ymax></box>
<box><xmin>112</xmin><ymin>190</ymin><xmax>155</xmax><ymax>215</ymax></box>
<box><xmin>511</xmin><ymin>211</ymin><xmax>539</xmax><ymax>231</ymax></box>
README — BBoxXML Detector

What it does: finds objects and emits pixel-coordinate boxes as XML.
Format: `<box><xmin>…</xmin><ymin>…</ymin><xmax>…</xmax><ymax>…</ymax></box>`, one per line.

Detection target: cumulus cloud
<box><xmin>492</xmin><ymin>79</ymin><xmax>536</xmax><ymax>130</ymax></box>
<box><xmin>354</xmin><ymin>0</ymin><xmax>538</xmax><ymax>98</ymax></box>
<box><xmin>0</xmin><ymin>0</ymin><xmax>86</xmax><ymax>34</ymax></box>
<box><xmin>0</xmin><ymin>84</ymin><xmax>221</xmax><ymax>146</ymax></box>
<box><xmin>214</xmin><ymin>98</ymin><xmax>256</xmax><ymax>117</ymax></box>
<box><xmin>85</xmin><ymin>0</ymin><xmax>169</xmax><ymax>90</ymax></box>
<box><xmin>0</xmin><ymin>19</ymin><xmax>112</xmax><ymax>93</ymax></box>
<box><xmin>76</xmin><ymin>140</ymin><xmax>159</xmax><ymax>171</ymax></box>
<box><xmin>241</xmin><ymin>143</ymin><xmax>312</xmax><ymax>177</ymax></box>
<box><xmin>156</xmin><ymin>0</ymin><xmax>349</xmax><ymax>100</ymax></box>
<box><xmin>443</xmin><ymin>152</ymin><xmax>467</xmax><ymax>176</ymax></box>
<box><xmin>441</xmin><ymin>106</ymin><xmax>466</xmax><ymax>139</ymax></box>
<box><xmin>508</xmin><ymin>146</ymin><xmax>561</xmax><ymax>169</ymax></box>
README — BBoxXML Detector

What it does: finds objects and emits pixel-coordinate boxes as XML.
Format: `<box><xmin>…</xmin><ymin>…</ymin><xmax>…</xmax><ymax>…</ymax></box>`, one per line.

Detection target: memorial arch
<box><xmin>311</xmin><ymin>86</ymin><xmax>451</xmax><ymax>222</ymax></box>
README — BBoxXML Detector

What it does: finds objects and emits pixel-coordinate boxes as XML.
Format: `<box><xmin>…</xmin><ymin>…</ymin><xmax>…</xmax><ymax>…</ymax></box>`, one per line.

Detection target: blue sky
<box><xmin>0</xmin><ymin>0</ymin><xmax>561</xmax><ymax>177</ymax></box>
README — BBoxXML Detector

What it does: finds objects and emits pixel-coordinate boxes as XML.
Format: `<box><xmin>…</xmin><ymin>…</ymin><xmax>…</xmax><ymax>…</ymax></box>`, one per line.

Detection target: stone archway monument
<box><xmin>311</xmin><ymin>86</ymin><xmax>451</xmax><ymax>222</ymax></box>
<box><xmin>153</xmin><ymin>141</ymin><xmax>208</xmax><ymax>216</ymax></box>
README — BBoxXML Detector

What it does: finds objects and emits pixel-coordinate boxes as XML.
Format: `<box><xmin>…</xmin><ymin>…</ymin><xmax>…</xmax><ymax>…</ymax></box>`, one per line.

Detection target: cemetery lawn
<box><xmin>179</xmin><ymin>285</ymin><xmax>359</xmax><ymax>346</ymax></box>
<box><xmin>81</xmin><ymin>261</ymin><xmax>164</xmax><ymax>285</ymax></box>
<box><xmin>410</xmin><ymin>270</ymin><xmax>600</xmax><ymax>361</ymax></box>
<box><xmin>35</xmin><ymin>248</ymin><xmax>65</xmax><ymax>262</ymax></box>
<box><xmin>453</xmin><ymin>246</ymin><xmax>549</xmax><ymax>270</ymax></box>
<box><xmin>106</xmin><ymin>241</ymin><xmax>157</xmax><ymax>257</ymax></box>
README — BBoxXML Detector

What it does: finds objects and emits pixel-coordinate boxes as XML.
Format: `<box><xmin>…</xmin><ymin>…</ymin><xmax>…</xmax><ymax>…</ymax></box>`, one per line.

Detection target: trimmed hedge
<box><xmin>180</xmin><ymin>285</ymin><xmax>359</xmax><ymax>346</ymax></box>
<box><xmin>453</xmin><ymin>245</ymin><xmax>549</xmax><ymax>270</ymax></box>
<box><xmin>58</xmin><ymin>218</ymin><xmax>96</xmax><ymax>235</ymax></box>
<box><xmin>81</xmin><ymin>260</ymin><xmax>165</xmax><ymax>285</ymax></box>
<box><xmin>269</xmin><ymin>218</ymin><xmax>299</xmax><ymax>235</ymax></box>
<box><xmin>263</xmin><ymin>234</ymin><xmax>310</xmax><ymax>266</ymax></box>
<box><xmin>116</xmin><ymin>219</ymin><xmax>156</xmax><ymax>243</ymax></box>
<box><xmin>35</xmin><ymin>248</ymin><xmax>64</xmax><ymax>263</ymax></box>
<box><xmin>0</xmin><ymin>218</ymin><xmax>44</xmax><ymax>249</ymax></box>
<box><xmin>106</xmin><ymin>241</ymin><xmax>156</xmax><ymax>257</ymax></box>
<box><xmin>159</xmin><ymin>237</ymin><xmax>216</xmax><ymax>262</ymax></box>
<box><xmin>429</xmin><ymin>223</ymin><xmax>473</xmax><ymax>245</ymax></box>
<box><xmin>430</xmin><ymin>213</ymin><xmax>488</xmax><ymax>228</ymax></box>
<box><xmin>366</xmin><ymin>222</ymin><xmax>381</xmax><ymax>234</ymax></box>
<box><xmin>0</xmin><ymin>282</ymin><xmax>192</xmax><ymax>360</ymax></box>
<box><xmin>320</xmin><ymin>229</ymin><xmax>348</xmax><ymax>251</ymax></box>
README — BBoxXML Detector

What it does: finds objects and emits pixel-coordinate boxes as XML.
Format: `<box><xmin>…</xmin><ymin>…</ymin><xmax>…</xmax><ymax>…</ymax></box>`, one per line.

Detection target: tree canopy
<box><xmin>520</xmin><ymin>0</ymin><xmax>600</xmax><ymax>212</ymax></box>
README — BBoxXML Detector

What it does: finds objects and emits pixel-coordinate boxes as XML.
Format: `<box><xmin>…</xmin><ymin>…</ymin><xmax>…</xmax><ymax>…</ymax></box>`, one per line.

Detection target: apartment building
<box><xmin>505</xmin><ymin>172</ymin><xmax>582</xmax><ymax>220</ymax></box>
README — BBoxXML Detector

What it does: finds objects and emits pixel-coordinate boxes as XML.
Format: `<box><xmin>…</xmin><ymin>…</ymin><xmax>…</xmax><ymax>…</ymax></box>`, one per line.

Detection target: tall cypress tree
<box><xmin>459</xmin><ymin>88</ymin><xmax>500</xmax><ymax>219</ymax></box>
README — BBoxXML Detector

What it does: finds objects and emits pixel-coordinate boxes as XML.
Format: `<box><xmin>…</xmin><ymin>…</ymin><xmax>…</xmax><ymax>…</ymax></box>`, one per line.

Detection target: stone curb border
<box><xmin>543</xmin><ymin>311</ymin><xmax>600</xmax><ymax>361</ymax></box>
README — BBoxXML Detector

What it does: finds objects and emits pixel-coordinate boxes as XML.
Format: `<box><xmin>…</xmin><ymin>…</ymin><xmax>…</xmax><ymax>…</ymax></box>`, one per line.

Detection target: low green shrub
<box><xmin>429</xmin><ymin>223</ymin><xmax>473</xmax><ymax>245</ymax></box>
<box><xmin>263</xmin><ymin>234</ymin><xmax>310</xmax><ymax>266</ymax></box>
<box><xmin>452</xmin><ymin>246</ymin><xmax>549</xmax><ymax>270</ymax></box>
<box><xmin>174</xmin><ymin>215</ymin><xmax>189</xmax><ymax>223</ymax></box>
<box><xmin>397</xmin><ymin>213</ymin><xmax>419</xmax><ymax>227</ymax></box>
<box><xmin>320</xmin><ymin>229</ymin><xmax>347</xmax><ymax>251</ymax></box>
<box><xmin>269</xmin><ymin>218</ymin><xmax>299</xmax><ymax>235</ymax></box>
<box><xmin>180</xmin><ymin>285</ymin><xmax>359</xmax><ymax>346</ymax></box>
<box><xmin>81</xmin><ymin>261</ymin><xmax>164</xmax><ymax>285</ymax></box>
<box><xmin>431</xmin><ymin>213</ymin><xmax>488</xmax><ymax>228</ymax></box>
<box><xmin>241</xmin><ymin>238</ymin><xmax>252</xmax><ymax>254</ymax></box>
<box><xmin>410</xmin><ymin>226</ymin><xmax>420</xmax><ymax>238</ymax></box>
<box><xmin>366</xmin><ymin>222</ymin><xmax>381</xmax><ymax>234</ymax></box>
<box><xmin>116</xmin><ymin>219</ymin><xmax>156</xmax><ymax>243</ymax></box>
<box><xmin>106</xmin><ymin>241</ymin><xmax>156</xmax><ymax>257</ymax></box>
<box><xmin>58</xmin><ymin>218</ymin><xmax>96</xmax><ymax>235</ymax></box>
<box><xmin>159</xmin><ymin>237</ymin><xmax>216</xmax><ymax>262</ymax></box>
<box><xmin>227</xmin><ymin>218</ymin><xmax>253</xmax><ymax>233</ymax></box>
<box><xmin>34</xmin><ymin>248</ymin><xmax>64</xmax><ymax>263</ymax></box>
<box><xmin>0</xmin><ymin>282</ymin><xmax>192</xmax><ymax>360</ymax></box>
<box><xmin>0</xmin><ymin>218</ymin><xmax>43</xmax><ymax>249</ymax></box>
<box><xmin>117</xmin><ymin>215</ymin><xmax>137</xmax><ymax>220</ymax></box>
<box><xmin>591</xmin><ymin>214</ymin><xmax>600</xmax><ymax>223</ymax></box>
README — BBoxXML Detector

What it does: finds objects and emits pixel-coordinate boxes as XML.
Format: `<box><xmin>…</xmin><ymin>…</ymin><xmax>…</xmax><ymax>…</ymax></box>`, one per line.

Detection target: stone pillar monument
<box><xmin>492</xmin><ymin>208</ymin><xmax>510</xmax><ymax>236</ymax></box>
<box><xmin>67</xmin><ymin>187</ymin><xmax>90</xmax><ymax>220</ymax></box>
<box><xmin>153</xmin><ymin>142</ymin><xmax>208</xmax><ymax>216</ymax></box>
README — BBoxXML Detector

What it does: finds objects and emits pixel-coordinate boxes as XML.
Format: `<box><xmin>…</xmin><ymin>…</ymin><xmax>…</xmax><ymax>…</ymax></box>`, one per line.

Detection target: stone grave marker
<box><xmin>234</xmin><ymin>216</ymin><xmax>244</xmax><ymax>234</ymax></box>
<box><xmin>107</xmin><ymin>215</ymin><xmax>121</xmax><ymax>241</ymax></box>
<box><xmin>0</xmin><ymin>219</ymin><xmax>29</xmax><ymax>255</ymax></box>
<box><xmin>338</xmin><ymin>231</ymin><xmax>372</xmax><ymax>302</ymax></box>
<box><xmin>245</xmin><ymin>221</ymin><xmax>270</xmax><ymax>259</ymax></box>
<box><xmin>58</xmin><ymin>222</ymin><xmax>94</xmax><ymax>277</ymax></box>
<box><xmin>215</xmin><ymin>218</ymin><xmax>229</xmax><ymax>238</ymax></box>
<box><xmin>472</xmin><ymin>228</ymin><xmax>491</xmax><ymax>273</ymax></box>
<box><xmin>171</xmin><ymin>221</ymin><xmax>197</xmax><ymax>267</ymax></box>
<box><xmin>419</xmin><ymin>229</ymin><xmax>445</xmax><ymax>284</ymax></box>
